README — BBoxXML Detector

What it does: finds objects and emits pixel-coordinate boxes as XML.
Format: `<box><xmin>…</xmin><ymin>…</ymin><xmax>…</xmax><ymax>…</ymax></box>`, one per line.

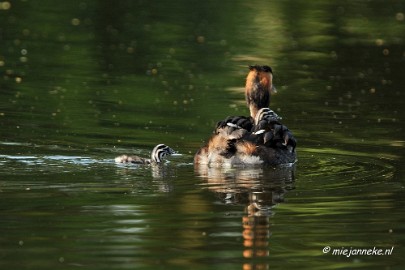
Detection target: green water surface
<box><xmin>1</xmin><ymin>1</ymin><xmax>405</xmax><ymax>269</ymax></box>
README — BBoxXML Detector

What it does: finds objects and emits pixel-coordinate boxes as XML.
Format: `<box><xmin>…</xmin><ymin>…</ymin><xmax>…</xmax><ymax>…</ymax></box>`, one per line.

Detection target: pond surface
<box><xmin>1</xmin><ymin>1</ymin><xmax>405</xmax><ymax>269</ymax></box>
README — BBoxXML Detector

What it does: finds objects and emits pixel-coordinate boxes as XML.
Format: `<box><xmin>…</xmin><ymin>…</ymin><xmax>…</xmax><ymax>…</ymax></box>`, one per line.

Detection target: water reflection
<box><xmin>196</xmin><ymin>165</ymin><xmax>295</xmax><ymax>269</ymax></box>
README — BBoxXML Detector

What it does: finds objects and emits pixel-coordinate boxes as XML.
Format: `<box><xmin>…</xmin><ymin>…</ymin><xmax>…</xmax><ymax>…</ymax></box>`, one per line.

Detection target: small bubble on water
<box><xmin>71</xmin><ymin>18</ymin><xmax>80</xmax><ymax>26</ymax></box>
<box><xmin>375</xmin><ymin>39</ymin><xmax>384</xmax><ymax>46</ymax></box>
<box><xmin>196</xmin><ymin>36</ymin><xmax>205</xmax><ymax>43</ymax></box>
<box><xmin>396</xmin><ymin>12</ymin><xmax>404</xmax><ymax>21</ymax></box>
<box><xmin>0</xmin><ymin>1</ymin><xmax>11</xmax><ymax>10</ymax></box>
<box><xmin>22</xmin><ymin>29</ymin><xmax>30</xmax><ymax>36</ymax></box>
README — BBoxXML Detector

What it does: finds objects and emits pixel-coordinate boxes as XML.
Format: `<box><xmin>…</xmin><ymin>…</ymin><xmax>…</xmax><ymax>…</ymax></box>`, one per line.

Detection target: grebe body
<box><xmin>194</xmin><ymin>110</ymin><xmax>296</xmax><ymax>167</ymax></box>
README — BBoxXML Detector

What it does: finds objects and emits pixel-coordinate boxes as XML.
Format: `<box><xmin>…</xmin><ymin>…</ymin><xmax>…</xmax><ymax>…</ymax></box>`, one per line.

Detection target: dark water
<box><xmin>1</xmin><ymin>1</ymin><xmax>405</xmax><ymax>269</ymax></box>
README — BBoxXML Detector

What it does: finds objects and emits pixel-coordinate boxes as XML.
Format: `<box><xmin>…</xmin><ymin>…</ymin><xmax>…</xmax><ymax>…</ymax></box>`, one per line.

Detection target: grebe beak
<box><xmin>168</xmin><ymin>148</ymin><xmax>182</xmax><ymax>156</ymax></box>
<box><xmin>167</xmin><ymin>147</ymin><xmax>182</xmax><ymax>156</ymax></box>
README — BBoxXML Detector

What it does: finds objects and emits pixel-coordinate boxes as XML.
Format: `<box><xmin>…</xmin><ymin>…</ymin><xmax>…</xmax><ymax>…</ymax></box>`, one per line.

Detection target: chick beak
<box><xmin>170</xmin><ymin>149</ymin><xmax>182</xmax><ymax>157</ymax></box>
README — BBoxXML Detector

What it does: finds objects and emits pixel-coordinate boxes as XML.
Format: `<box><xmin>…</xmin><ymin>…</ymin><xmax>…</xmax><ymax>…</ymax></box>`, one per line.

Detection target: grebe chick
<box><xmin>245</xmin><ymin>65</ymin><xmax>276</xmax><ymax>118</ymax></box>
<box><xmin>115</xmin><ymin>144</ymin><xmax>176</xmax><ymax>164</ymax></box>
<box><xmin>252</xmin><ymin>108</ymin><xmax>296</xmax><ymax>152</ymax></box>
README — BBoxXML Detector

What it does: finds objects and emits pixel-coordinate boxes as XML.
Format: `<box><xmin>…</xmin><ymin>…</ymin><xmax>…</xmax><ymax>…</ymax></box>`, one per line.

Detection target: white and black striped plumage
<box><xmin>115</xmin><ymin>144</ymin><xmax>176</xmax><ymax>164</ymax></box>
<box><xmin>252</xmin><ymin>108</ymin><xmax>296</xmax><ymax>152</ymax></box>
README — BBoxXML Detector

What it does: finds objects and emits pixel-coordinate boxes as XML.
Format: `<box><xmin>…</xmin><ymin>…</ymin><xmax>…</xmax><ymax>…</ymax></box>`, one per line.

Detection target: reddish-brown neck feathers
<box><xmin>245</xmin><ymin>66</ymin><xmax>273</xmax><ymax>118</ymax></box>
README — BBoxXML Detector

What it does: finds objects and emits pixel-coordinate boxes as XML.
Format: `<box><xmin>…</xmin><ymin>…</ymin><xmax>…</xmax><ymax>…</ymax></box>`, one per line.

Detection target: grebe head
<box><xmin>151</xmin><ymin>144</ymin><xmax>176</xmax><ymax>163</ymax></box>
<box><xmin>245</xmin><ymin>65</ymin><xmax>276</xmax><ymax>118</ymax></box>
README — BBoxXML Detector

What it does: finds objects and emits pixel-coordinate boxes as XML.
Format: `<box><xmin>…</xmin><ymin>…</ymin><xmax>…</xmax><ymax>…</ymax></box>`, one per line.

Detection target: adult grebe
<box><xmin>194</xmin><ymin>65</ymin><xmax>297</xmax><ymax>167</ymax></box>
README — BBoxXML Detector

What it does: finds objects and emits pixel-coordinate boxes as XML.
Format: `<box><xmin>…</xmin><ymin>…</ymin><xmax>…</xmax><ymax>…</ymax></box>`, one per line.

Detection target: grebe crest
<box><xmin>250</xmin><ymin>65</ymin><xmax>272</xmax><ymax>73</ymax></box>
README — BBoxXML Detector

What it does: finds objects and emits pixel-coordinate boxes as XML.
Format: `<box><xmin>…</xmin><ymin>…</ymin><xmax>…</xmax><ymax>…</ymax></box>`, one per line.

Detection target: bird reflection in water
<box><xmin>195</xmin><ymin>164</ymin><xmax>295</xmax><ymax>269</ymax></box>
<box><xmin>114</xmin><ymin>163</ymin><xmax>177</xmax><ymax>193</ymax></box>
